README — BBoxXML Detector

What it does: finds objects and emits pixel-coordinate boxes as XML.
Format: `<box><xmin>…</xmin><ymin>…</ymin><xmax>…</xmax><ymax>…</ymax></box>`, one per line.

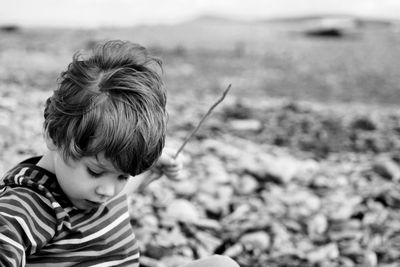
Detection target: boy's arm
<box><xmin>0</xmin><ymin>215</ymin><xmax>26</xmax><ymax>266</ymax></box>
<box><xmin>0</xmin><ymin>187</ymin><xmax>56</xmax><ymax>266</ymax></box>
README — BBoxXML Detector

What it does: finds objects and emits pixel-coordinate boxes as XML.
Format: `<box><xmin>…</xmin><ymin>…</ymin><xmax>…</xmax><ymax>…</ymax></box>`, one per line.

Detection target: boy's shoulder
<box><xmin>1</xmin><ymin>156</ymin><xmax>64</xmax><ymax>197</ymax></box>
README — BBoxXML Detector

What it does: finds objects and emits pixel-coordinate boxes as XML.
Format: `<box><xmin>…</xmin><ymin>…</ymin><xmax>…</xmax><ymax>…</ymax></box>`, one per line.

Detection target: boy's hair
<box><xmin>44</xmin><ymin>40</ymin><xmax>167</xmax><ymax>176</ymax></box>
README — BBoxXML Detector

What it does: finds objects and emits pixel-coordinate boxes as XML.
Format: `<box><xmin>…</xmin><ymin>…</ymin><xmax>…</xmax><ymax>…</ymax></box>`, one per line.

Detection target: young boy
<box><xmin>0</xmin><ymin>40</ymin><xmax>239</xmax><ymax>267</ymax></box>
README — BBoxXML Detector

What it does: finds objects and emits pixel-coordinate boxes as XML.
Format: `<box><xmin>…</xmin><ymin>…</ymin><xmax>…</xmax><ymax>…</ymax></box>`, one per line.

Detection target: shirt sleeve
<box><xmin>0</xmin><ymin>186</ymin><xmax>56</xmax><ymax>266</ymax></box>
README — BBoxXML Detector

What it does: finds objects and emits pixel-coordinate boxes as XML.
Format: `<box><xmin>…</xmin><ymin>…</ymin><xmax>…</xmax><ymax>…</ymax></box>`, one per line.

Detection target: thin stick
<box><xmin>174</xmin><ymin>84</ymin><xmax>232</xmax><ymax>158</ymax></box>
<box><xmin>136</xmin><ymin>84</ymin><xmax>232</xmax><ymax>192</ymax></box>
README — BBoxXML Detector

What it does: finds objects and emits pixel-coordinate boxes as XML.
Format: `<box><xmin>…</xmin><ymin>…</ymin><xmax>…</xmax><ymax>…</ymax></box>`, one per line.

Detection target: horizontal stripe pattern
<box><xmin>0</xmin><ymin>157</ymin><xmax>139</xmax><ymax>266</ymax></box>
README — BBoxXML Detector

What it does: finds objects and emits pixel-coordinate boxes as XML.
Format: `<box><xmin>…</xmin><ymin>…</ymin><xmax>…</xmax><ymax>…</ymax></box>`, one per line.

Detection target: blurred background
<box><xmin>1</xmin><ymin>1</ymin><xmax>400</xmax><ymax>266</ymax></box>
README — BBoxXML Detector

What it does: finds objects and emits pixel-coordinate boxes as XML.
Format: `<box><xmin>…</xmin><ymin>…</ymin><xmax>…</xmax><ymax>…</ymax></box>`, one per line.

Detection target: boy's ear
<box><xmin>43</xmin><ymin>131</ymin><xmax>58</xmax><ymax>151</ymax></box>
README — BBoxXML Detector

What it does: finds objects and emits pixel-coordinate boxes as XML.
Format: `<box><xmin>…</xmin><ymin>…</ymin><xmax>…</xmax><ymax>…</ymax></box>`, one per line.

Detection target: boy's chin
<box><xmin>71</xmin><ymin>199</ymin><xmax>102</xmax><ymax>211</ymax></box>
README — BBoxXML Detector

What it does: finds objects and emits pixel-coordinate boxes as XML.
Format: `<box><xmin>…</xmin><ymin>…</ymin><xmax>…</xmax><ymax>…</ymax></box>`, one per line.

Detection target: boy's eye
<box><xmin>87</xmin><ymin>168</ymin><xmax>103</xmax><ymax>178</ymax></box>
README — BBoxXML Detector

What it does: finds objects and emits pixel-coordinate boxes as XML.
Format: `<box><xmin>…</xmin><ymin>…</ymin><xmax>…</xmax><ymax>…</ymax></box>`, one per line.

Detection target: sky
<box><xmin>1</xmin><ymin>0</ymin><xmax>400</xmax><ymax>28</ymax></box>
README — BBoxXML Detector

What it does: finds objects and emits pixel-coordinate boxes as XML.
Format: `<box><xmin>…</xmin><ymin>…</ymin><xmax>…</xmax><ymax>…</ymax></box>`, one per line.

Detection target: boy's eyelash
<box><xmin>87</xmin><ymin>167</ymin><xmax>129</xmax><ymax>181</ymax></box>
<box><xmin>87</xmin><ymin>168</ymin><xmax>103</xmax><ymax>177</ymax></box>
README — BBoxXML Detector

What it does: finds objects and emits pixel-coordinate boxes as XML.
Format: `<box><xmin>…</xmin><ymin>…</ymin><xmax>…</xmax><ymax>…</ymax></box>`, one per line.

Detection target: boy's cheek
<box><xmin>117</xmin><ymin>182</ymin><xmax>128</xmax><ymax>194</ymax></box>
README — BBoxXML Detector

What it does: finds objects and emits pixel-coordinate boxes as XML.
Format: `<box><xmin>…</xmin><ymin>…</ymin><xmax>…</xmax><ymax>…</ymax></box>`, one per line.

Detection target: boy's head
<box><xmin>44</xmin><ymin>40</ymin><xmax>167</xmax><ymax>176</ymax></box>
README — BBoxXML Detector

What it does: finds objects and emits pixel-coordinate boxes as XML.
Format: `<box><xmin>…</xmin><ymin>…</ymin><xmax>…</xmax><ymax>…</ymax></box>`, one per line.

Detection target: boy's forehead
<box><xmin>85</xmin><ymin>154</ymin><xmax>118</xmax><ymax>171</ymax></box>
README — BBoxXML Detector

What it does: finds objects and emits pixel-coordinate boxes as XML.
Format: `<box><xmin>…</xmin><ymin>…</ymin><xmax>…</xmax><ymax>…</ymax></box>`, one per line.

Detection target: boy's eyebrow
<box><xmin>85</xmin><ymin>158</ymin><xmax>110</xmax><ymax>171</ymax></box>
<box><xmin>87</xmin><ymin>157</ymin><xmax>127</xmax><ymax>175</ymax></box>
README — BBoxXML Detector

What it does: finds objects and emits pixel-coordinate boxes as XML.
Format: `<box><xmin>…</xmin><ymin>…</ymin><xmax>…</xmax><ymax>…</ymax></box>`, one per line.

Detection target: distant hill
<box><xmin>257</xmin><ymin>14</ymin><xmax>397</xmax><ymax>25</ymax></box>
<box><xmin>113</xmin><ymin>14</ymin><xmax>398</xmax><ymax>49</ymax></box>
<box><xmin>10</xmin><ymin>13</ymin><xmax>397</xmax><ymax>52</ymax></box>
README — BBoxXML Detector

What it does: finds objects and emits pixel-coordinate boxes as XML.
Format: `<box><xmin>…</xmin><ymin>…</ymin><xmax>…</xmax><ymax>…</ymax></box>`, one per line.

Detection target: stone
<box><xmin>282</xmin><ymin>187</ymin><xmax>321</xmax><ymax>218</ymax></box>
<box><xmin>194</xmin><ymin>231</ymin><xmax>223</xmax><ymax>253</ymax></box>
<box><xmin>223</xmin><ymin>243</ymin><xmax>244</xmax><ymax>258</ymax></box>
<box><xmin>202</xmin><ymin>139</ymin><xmax>243</xmax><ymax>160</ymax></box>
<box><xmin>145</xmin><ymin>242</ymin><xmax>174</xmax><ymax>260</ymax></box>
<box><xmin>306</xmin><ymin>243</ymin><xmax>339</xmax><ymax>263</ymax></box>
<box><xmin>165</xmin><ymin>199</ymin><xmax>200</xmax><ymax>223</ymax></box>
<box><xmin>196</xmin><ymin>193</ymin><xmax>226</xmax><ymax>216</ymax></box>
<box><xmin>372</xmin><ymin>156</ymin><xmax>400</xmax><ymax>182</ymax></box>
<box><xmin>141</xmin><ymin>214</ymin><xmax>159</xmax><ymax>230</ymax></box>
<box><xmin>229</xmin><ymin>119</ymin><xmax>262</xmax><ymax>132</ymax></box>
<box><xmin>240</xmin><ymin>153</ymin><xmax>304</xmax><ymax>184</ymax></box>
<box><xmin>161</xmin><ymin>255</ymin><xmax>192</xmax><ymax>267</ymax></box>
<box><xmin>325</xmin><ymin>194</ymin><xmax>362</xmax><ymax>221</ymax></box>
<box><xmin>382</xmin><ymin>187</ymin><xmax>400</xmax><ymax>208</ymax></box>
<box><xmin>173</xmin><ymin>180</ymin><xmax>198</xmax><ymax>197</ymax></box>
<box><xmin>155</xmin><ymin>227</ymin><xmax>188</xmax><ymax>247</ymax></box>
<box><xmin>239</xmin><ymin>231</ymin><xmax>270</xmax><ymax>250</ymax></box>
<box><xmin>190</xmin><ymin>218</ymin><xmax>221</xmax><ymax>231</ymax></box>
<box><xmin>201</xmin><ymin>155</ymin><xmax>231</xmax><ymax>184</ymax></box>
<box><xmin>234</xmin><ymin>174</ymin><xmax>259</xmax><ymax>195</ymax></box>
<box><xmin>140</xmin><ymin>256</ymin><xmax>167</xmax><ymax>267</ymax></box>
<box><xmin>307</xmin><ymin>214</ymin><xmax>328</xmax><ymax>238</ymax></box>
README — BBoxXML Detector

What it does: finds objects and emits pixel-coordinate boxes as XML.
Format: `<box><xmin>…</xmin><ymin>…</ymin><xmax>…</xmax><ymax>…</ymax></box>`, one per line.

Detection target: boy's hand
<box><xmin>123</xmin><ymin>148</ymin><xmax>183</xmax><ymax>194</ymax></box>
<box><xmin>153</xmin><ymin>148</ymin><xmax>183</xmax><ymax>180</ymax></box>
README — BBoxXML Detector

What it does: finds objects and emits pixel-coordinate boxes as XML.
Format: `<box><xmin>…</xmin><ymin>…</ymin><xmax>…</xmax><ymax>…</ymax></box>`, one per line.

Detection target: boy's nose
<box><xmin>95</xmin><ymin>181</ymin><xmax>116</xmax><ymax>199</ymax></box>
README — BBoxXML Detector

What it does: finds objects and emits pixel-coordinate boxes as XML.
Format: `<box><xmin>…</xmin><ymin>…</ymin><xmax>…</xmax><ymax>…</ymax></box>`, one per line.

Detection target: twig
<box><xmin>136</xmin><ymin>84</ymin><xmax>232</xmax><ymax>192</ymax></box>
<box><xmin>174</xmin><ymin>84</ymin><xmax>232</xmax><ymax>158</ymax></box>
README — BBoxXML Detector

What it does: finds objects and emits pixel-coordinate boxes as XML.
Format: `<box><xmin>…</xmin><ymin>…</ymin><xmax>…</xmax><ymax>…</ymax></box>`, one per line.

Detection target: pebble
<box><xmin>239</xmin><ymin>231</ymin><xmax>270</xmax><ymax>250</ymax></box>
<box><xmin>234</xmin><ymin>174</ymin><xmax>259</xmax><ymax>195</ymax></box>
<box><xmin>141</xmin><ymin>214</ymin><xmax>159</xmax><ymax>230</ymax></box>
<box><xmin>201</xmin><ymin>155</ymin><xmax>231</xmax><ymax>184</ymax></box>
<box><xmin>229</xmin><ymin>119</ymin><xmax>262</xmax><ymax>132</ymax></box>
<box><xmin>173</xmin><ymin>180</ymin><xmax>198</xmax><ymax>197</ymax></box>
<box><xmin>307</xmin><ymin>214</ymin><xmax>328</xmax><ymax>238</ymax></box>
<box><xmin>306</xmin><ymin>243</ymin><xmax>339</xmax><ymax>263</ymax></box>
<box><xmin>240</xmin><ymin>153</ymin><xmax>301</xmax><ymax>184</ymax></box>
<box><xmin>196</xmin><ymin>193</ymin><xmax>225</xmax><ymax>216</ymax></box>
<box><xmin>161</xmin><ymin>255</ymin><xmax>191</xmax><ymax>267</ymax></box>
<box><xmin>373</xmin><ymin>156</ymin><xmax>400</xmax><ymax>182</ymax></box>
<box><xmin>165</xmin><ymin>199</ymin><xmax>200</xmax><ymax>223</ymax></box>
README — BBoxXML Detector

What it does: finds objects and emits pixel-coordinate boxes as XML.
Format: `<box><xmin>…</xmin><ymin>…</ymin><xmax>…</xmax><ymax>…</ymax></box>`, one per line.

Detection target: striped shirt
<box><xmin>0</xmin><ymin>157</ymin><xmax>140</xmax><ymax>267</ymax></box>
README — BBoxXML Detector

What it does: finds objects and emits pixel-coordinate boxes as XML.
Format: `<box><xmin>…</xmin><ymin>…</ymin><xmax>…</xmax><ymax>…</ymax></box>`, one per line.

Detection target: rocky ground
<box><xmin>129</xmin><ymin>98</ymin><xmax>400</xmax><ymax>267</ymax></box>
<box><xmin>4</xmin><ymin>86</ymin><xmax>400</xmax><ymax>267</ymax></box>
<box><xmin>2</xmin><ymin>74</ymin><xmax>400</xmax><ymax>267</ymax></box>
<box><xmin>1</xmin><ymin>25</ymin><xmax>400</xmax><ymax>267</ymax></box>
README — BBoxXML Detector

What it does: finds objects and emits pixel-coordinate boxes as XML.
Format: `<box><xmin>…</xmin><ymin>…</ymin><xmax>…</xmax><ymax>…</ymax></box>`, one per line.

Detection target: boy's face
<box><xmin>52</xmin><ymin>152</ymin><xmax>129</xmax><ymax>210</ymax></box>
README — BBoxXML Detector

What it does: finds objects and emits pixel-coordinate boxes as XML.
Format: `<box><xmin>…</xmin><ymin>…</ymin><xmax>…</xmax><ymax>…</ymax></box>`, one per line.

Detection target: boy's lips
<box><xmin>85</xmin><ymin>199</ymin><xmax>103</xmax><ymax>207</ymax></box>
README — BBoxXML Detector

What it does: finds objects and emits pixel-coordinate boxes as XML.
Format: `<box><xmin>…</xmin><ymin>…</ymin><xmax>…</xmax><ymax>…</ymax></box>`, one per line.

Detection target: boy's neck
<box><xmin>36</xmin><ymin>150</ymin><xmax>56</xmax><ymax>174</ymax></box>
